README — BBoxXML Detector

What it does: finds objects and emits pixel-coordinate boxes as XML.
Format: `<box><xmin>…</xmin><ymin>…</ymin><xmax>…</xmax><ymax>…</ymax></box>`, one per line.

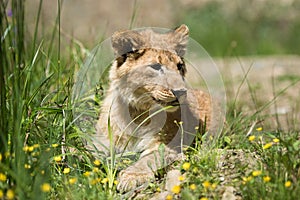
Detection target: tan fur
<box><xmin>92</xmin><ymin>25</ymin><xmax>212</xmax><ymax>192</ymax></box>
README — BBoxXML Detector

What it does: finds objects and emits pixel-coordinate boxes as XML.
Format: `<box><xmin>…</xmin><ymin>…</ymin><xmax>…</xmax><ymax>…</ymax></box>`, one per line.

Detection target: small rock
<box><xmin>221</xmin><ymin>186</ymin><xmax>237</xmax><ymax>200</ymax></box>
<box><xmin>165</xmin><ymin>169</ymin><xmax>181</xmax><ymax>192</ymax></box>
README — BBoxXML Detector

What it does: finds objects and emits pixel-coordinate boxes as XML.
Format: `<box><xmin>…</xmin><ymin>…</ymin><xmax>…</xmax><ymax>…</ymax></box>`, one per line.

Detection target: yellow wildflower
<box><xmin>178</xmin><ymin>175</ymin><xmax>185</xmax><ymax>181</ymax></box>
<box><xmin>93</xmin><ymin>167</ymin><xmax>99</xmax><ymax>173</ymax></box>
<box><xmin>114</xmin><ymin>180</ymin><xmax>119</xmax><ymax>185</ymax></box>
<box><xmin>54</xmin><ymin>156</ymin><xmax>62</xmax><ymax>162</ymax></box>
<box><xmin>285</xmin><ymin>181</ymin><xmax>292</xmax><ymax>188</ymax></box>
<box><xmin>83</xmin><ymin>171</ymin><xmax>91</xmax><ymax>177</ymax></box>
<box><xmin>172</xmin><ymin>185</ymin><xmax>181</xmax><ymax>194</ymax></box>
<box><xmin>41</xmin><ymin>183</ymin><xmax>51</xmax><ymax>192</ymax></box>
<box><xmin>246</xmin><ymin>176</ymin><xmax>253</xmax><ymax>182</ymax></box>
<box><xmin>69</xmin><ymin>178</ymin><xmax>77</xmax><ymax>185</ymax></box>
<box><xmin>200</xmin><ymin>198</ymin><xmax>208</xmax><ymax>200</ymax></box>
<box><xmin>41</xmin><ymin>170</ymin><xmax>45</xmax><ymax>175</ymax></box>
<box><xmin>0</xmin><ymin>173</ymin><xmax>7</xmax><ymax>182</ymax></box>
<box><xmin>166</xmin><ymin>194</ymin><xmax>173</xmax><ymax>200</ymax></box>
<box><xmin>202</xmin><ymin>181</ymin><xmax>211</xmax><ymax>189</ymax></box>
<box><xmin>182</xmin><ymin>162</ymin><xmax>191</xmax><ymax>171</ymax></box>
<box><xmin>90</xmin><ymin>178</ymin><xmax>101</xmax><ymax>185</ymax></box>
<box><xmin>0</xmin><ymin>189</ymin><xmax>3</xmax><ymax>198</ymax></box>
<box><xmin>256</xmin><ymin>127</ymin><xmax>263</xmax><ymax>131</ymax></box>
<box><xmin>101</xmin><ymin>178</ymin><xmax>108</xmax><ymax>184</ymax></box>
<box><xmin>248</xmin><ymin>135</ymin><xmax>256</xmax><ymax>141</ymax></box>
<box><xmin>93</xmin><ymin>159</ymin><xmax>101</xmax><ymax>166</ymax></box>
<box><xmin>263</xmin><ymin>176</ymin><xmax>271</xmax><ymax>183</ymax></box>
<box><xmin>156</xmin><ymin>187</ymin><xmax>161</xmax><ymax>192</ymax></box>
<box><xmin>33</xmin><ymin>144</ymin><xmax>40</xmax><ymax>148</ymax></box>
<box><xmin>211</xmin><ymin>183</ymin><xmax>217</xmax><ymax>190</ymax></box>
<box><xmin>0</xmin><ymin>153</ymin><xmax>2</xmax><ymax>161</ymax></box>
<box><xmin>273</xmin><ymin>138</ymin><xmax>280</xmax><ymax>143</ymax></box>
<box><xmin>252</xmin><ymin>170</ymin><xmax>262</xmax><ymax>177</ymax></box>
<box><xmin>28</xmin><ymin>146</ymin><xmax>34</xmax><ymax>152</ymax></box>
<box><xmin>24</xmin><ymin>164</ymin><xmax>31</xmax><ymax>169</ymax></box>
<box><xmin>263</xmin><ymin>142</ymin><xmax>273</xmax><ymax>150</ymax></box>
<box><xmin>189</xmin><ymin>184</ymin><xmax>197</xmax><ymax>190</ymax></box>
<box><xmin>63</xmin><ymin>168</ymin><xmax>71</xmax><ymax>174</ymax></box>
<box><xmin>52</xmin><ymin>144</ymin><xmax>59</xmax><ymax>148</ymax></box>
<box><xmin>6</xmin><ymin>189</ymin><xmax>14</xmax><ymax>200</ymax></box>
<box><xmin>23</xmin><ymin>146</ymin><xmax>29</xmax><ymax>152</ymax></box>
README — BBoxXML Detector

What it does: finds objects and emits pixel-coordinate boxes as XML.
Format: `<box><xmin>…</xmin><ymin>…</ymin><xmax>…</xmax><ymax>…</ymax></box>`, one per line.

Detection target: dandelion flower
<box><xmin>0</xmin><ymin>153</ymin><xmax>2</xmax><ymax>161</ymax></box>
<box><xmin>93</xmin><ymin>167</ymin><xmax>99</xmax><ymax>173</ymax></box>
<box><xmin>54</xmin><ymin>156</ymin><xmax>62</xmax><ymax>162</ymax></box>
<box><xmin>23</xmin><ymin>146</ymin><xmax>29</xmax><ymax>152</ymax></box>
<box><xmin>263</xmin><ymin>176</ymin><xmax>271</xmax><ymax>182</ymax></box>
<box><xmin>33</xmin><ymin>144</ymin><xmax>40</xmax><ymax>148</ymax></box>
<box><xmin>63</xmin><ymin>168</ymin><xmax>71</xmax><ymax>174</ymax></box>
<box><xmin>211</xmin><ymin>183</ymin><xmax>217</xmax><ymax>190</ymax></box>
<box><xmin>6</xmin><ymin>189</ymin><xmax>14</xmax><ymax>200</ymax></box>
<box><xmin>171</xmin><ymin>185</ymin><xmax>181</xmax><ymax>194</ymax></box>
<box><xmin>166</xmin><ymin>194</ymin><xmax>173</xmax><ymax>200</ymax></box>
<box><xmin>52</xmin><ymin>144</ymin><xmax>59</xmax><ymax>148</ymax></box>
<box><xmin>0</xmin><ymin>189</ymin><xmax>3</xmax><ymax>198</ymax></box>
<box><xmin>252</xmin><ymin>170</ymin><xmax>262</xmax><ymax>177</ymax></box>
<box><xmin>156</xmin><ymin>187</ymin><xmax>161</xmax><ymax>192</ymax></box>
<box><xmin>182</xmin><ymin>162</ymin><xmax>191</xmax><ymax>171</ymax></box>
<box><xmin>178</xmin><ymin>175</ymin><xmax>185</xmax><ymax>181</ymax></box>
<box><xmin>189</xmin><ymin>184</ymin><xmax>196</xmax><ymax>190</ymax></box>
<box><xmin>273</xmin><ymin>138</ymin><xmax>280</xmax><ymax>143</ymax></box>
<box><xmin>101</xmin><ymin>178</ymin><xmax>108</xmax><ymax>184</ymax></box>
<box><xmin>69</xmin><ymin>178</ymin><xmax>77</xmax><ymax>184</ymax></box>
<box><xmin>200</xmin><ymin>197</ymin><xmax>208</xmax><ymax>200</ymax></box>
<box><xmin>83</xmin><ymin>171</ymin><xmax>91</xmax><ymax>177</ymax></box>
<box><xmin>248</xmin><ymin>135</ymin><xmax>256</xmax><ymax>141</ymax></box>
<box><xmin>24</xmin><ymin>164</ymin><xmax>31</xmax><ymax>169</ymax></box>
<box><xmin>246</xmin><ymin>176</ymin><xmax>253</xmax><ymax>182</ymax></box>
<box><xmin>28</xmin><ymin>146</ymin><xmax>34</xmax><ymax>152</ymax></box>
<box><xmin>202</xmin><ymin>181</ymin><xmax>211</xmax><ymax>189</ymax></box>
<box><xmin>256</xmin><ymin>127</ymin><xmax>263</xmax><ymax>131</ymax></box>
<box><xmin>263</xmin><ymin>142</ymin><xmax>273</xmax><ymax>150</ymax></box>
<box><xmin>285</xmin><ymin>181</ymin><xmax>292</xmax><ymax>188</ymax></box>
<box><xmin>114</xmin><ymin>180</ymin><xmax>119</xmax><ymax>185</ymax></box>
<box><xmin>91</xmin><ymin>178</ymin><xmax>101</xmax><ymax>185</ymax></box>
<box><xmin>93</xmin><ymin>159</ymin><xmax>101</xmax><ymax>166</ymax></box>
<box><xmin>41</xmin><ymin>183</ymin><xmax>51</xmax><ymax>192</ymax></box>
<box><xmin>0</xmin><ymin>173</ymin><xmax>7</xmax><ymax>182</ymax></box>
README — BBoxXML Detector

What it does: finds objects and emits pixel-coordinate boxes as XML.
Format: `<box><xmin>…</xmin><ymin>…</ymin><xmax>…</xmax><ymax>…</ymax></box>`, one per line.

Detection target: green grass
<box><xmin>180</xmin><ymin>1</ymin><xmax>300</xmax><ymax>57</ymax></box>
<box><xmin>1</xmin><ymin>0</ymin><xmax>300</xmax><ymax>199</ymax></box>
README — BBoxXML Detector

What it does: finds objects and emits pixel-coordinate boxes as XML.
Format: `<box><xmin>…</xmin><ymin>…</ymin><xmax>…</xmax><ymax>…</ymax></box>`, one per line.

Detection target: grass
<box><xmin>1</xmin><ymin>0</ymin><xmax>300</xmax><ymax>199</ymax></box>
<box><xmin>180</xmin><ymin>1</ymin><xmax>300</xmax><ymax>57</ymax></box>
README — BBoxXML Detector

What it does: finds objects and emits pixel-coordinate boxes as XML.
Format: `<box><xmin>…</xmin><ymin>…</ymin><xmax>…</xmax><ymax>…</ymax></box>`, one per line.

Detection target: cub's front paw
<box><xmin>117</xmin><ymin>168</ymin><xmax>154</xmax><ymax>192</ymax></box>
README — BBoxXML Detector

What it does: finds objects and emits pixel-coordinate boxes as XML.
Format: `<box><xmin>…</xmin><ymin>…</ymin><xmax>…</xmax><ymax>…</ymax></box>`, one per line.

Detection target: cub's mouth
<box><xmin>150</xmin><ymin>88</ymin><xmax>187</xmax><ymax>110</ymax></box>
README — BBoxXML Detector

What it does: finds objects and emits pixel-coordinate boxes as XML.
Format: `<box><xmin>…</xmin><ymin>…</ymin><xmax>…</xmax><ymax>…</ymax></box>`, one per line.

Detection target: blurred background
<box><xmin>24</xmin><ymin>0</ymin><xmax>300</xmax><ymax>57</ymax></box>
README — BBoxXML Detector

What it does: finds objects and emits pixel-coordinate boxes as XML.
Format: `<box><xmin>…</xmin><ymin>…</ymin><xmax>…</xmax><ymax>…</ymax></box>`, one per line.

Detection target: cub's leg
<box><xmin>117</xmin><ymin>144</ymin><xmax>179</xmax><ymax>192</ymax></box>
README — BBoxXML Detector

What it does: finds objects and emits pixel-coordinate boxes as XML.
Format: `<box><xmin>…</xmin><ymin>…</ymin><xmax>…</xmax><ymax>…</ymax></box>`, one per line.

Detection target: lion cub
<box><xmin>93</xmin><ymin>24</ymin><xmax>212</xmax><ymax>192</ymax></box>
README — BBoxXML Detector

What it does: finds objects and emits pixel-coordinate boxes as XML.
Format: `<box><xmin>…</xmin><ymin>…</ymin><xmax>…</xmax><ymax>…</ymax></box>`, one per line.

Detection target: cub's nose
<box><xmin>171</xmin><ymin>89</ymin><xmax>187</xmax><ymax>99</ymax></box>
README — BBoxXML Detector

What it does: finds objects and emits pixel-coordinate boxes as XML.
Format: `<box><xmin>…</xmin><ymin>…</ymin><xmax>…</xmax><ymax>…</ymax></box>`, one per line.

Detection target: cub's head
<box><xmin>110</xmin><ymin>25</ymin><xmax>189</xmax><ymax>111</ymax></box>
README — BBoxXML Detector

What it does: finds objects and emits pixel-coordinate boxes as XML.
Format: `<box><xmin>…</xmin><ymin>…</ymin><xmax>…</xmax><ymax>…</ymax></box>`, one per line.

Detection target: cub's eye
<box><xmin>177</xmin><ymin>63</ymin><xmax>184</xmax><ymax>71</ymax></box>
<box><xmin>150</xmin><ymin>63</ymin><xmax>162</xmax><ymax>71</ymax></box>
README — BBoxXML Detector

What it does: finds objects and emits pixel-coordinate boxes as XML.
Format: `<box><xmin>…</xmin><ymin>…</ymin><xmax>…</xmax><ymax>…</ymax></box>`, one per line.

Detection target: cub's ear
<box><xmin>173</xmin><ymin>24</ymin><xmax>189</xmax><ymax>57</ymax></box>
<box><xmin>111</xmin><ymin>30</ymin><xmax>145</xmax><ymax>56</ymax></box>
